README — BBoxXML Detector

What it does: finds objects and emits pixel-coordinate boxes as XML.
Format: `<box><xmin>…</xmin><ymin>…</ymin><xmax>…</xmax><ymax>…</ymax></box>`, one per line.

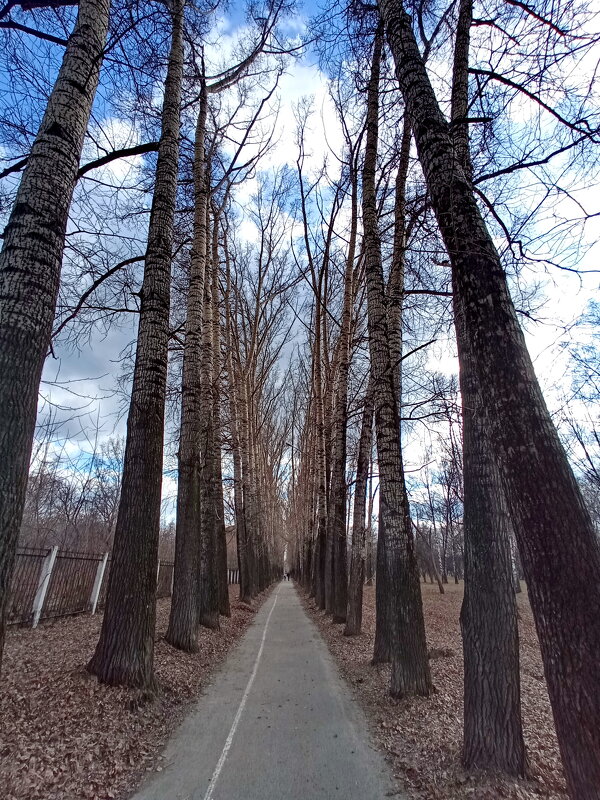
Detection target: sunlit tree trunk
<box><xmin>88</xmin><ymin>0</ymin><xmax>184</xmax><ymax>688</ymax></box>
<box><xmin>0</xmin><ymin>0</ymin><xmax>111</xmax><ymax>672</ymax></box>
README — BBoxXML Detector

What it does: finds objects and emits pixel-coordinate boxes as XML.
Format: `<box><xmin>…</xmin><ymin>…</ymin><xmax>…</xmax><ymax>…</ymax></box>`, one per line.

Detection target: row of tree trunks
<box><xmin>222</xmin><ymin>218</ymin><xmax>284</xmax><ymax>602</ymax></box>
<box><xmin>379</xmin><ymin>0</ymin><xmax>600</xmax><ymax>794</ymax></box>
<box><xmin>0</xmin><ymin>0</ymin><xmax>111</xmax><ymax>673</ymax></box>
<box><xmin>88</xmin><ymin>0</ymin><xmax>185</xmax><ymax>689</ymax></box>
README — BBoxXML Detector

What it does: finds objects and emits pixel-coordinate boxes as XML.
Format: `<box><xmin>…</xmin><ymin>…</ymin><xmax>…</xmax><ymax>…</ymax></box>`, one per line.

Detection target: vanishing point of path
<box><xmin>132</xmin><ymin>581</ymin><xmax>398</xmax><ymax>800</ymax></box>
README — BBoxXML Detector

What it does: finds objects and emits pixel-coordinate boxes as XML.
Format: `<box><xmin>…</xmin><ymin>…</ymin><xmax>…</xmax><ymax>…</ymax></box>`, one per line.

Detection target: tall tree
<box><xmin>362</xmin><ymin>25</ymin><xmax>432</xmax><ymax>697</ymax></box>
<box><xmin>165</xmin><ymin>79</ymin><xmax>208</xmax><ymax>652</ymax></box>
<box><xmin>378</xmin><ymin>0</ymin><xmax>600</xmax><ymax>792</ymax></box>
<box><xmin>373</xmin><ymin>115</ymin><xmax>411</xmax><ymax>664</ymax></box>
<box><xmin>450</xmin><ymin>0</ymin><xmax>525</xmax><ymax>774</ymax></box>
<box><xmin>0</xmin><ymin>0</ymin><xmax>111</xmax><ymax>673</ymax></box>
<box><xmin>88</xmin><ymin>0</ymin><xmax>184</xmax><ymax>688</ymax></box>
<box><xmin>328</xmin><ymin>135</ymin><xmax>360</xmax><ymax>624</ymax></box>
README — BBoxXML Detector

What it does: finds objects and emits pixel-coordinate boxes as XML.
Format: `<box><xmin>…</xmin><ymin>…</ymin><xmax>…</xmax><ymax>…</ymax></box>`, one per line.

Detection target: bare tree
<box><xmin>378</xmin><ymin>0</ymin><xmax>600</xmax><ymax>791</ymax></box>
<box><xmin>0</xmin><ymin>0</ymin><xmax>111</xmax><ymax>672</ymax></box>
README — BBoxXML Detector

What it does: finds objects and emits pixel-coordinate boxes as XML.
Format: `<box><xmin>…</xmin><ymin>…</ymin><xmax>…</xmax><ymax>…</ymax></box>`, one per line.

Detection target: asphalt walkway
<box><xmin>131</xmin><ymin>581</ymin><xmax>396</xmax><ymax>800</ymax></box>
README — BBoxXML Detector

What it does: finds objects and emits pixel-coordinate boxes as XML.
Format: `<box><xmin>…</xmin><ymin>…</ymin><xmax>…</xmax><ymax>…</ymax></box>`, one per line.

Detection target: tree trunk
<box><xmin>372</xmin><ymin>515</ymin><xmax>390</xmax><ymax>663</ymax></box>
<box><xmin>362</xmin><ymin>26</ymin><xmax>432</xmax><ymax>697</ymax></box>
<box><xmin>198</xmin><ymin>191</ymin><xmax>220</xmax><ymax>630</ymax></box>
<box><xmin>458</xmin><ymin>313</ymin><xmax>525</xmax><ymax>773</ymax></box>
<box><xmin>314</xmin><ymin>305</ymin><xmax>328</xmax><ymax>611</ymax></box>
<box><xmin>88</xmin><ymin>0</ymin><xmax>183</xmax><ymax>688</ymax></box>
<box><xmin>365</xmin><ymin>463</ymin><xmax>375</xmax><ymax>587</ymax></box>
<box><xmin>373</xmin><ymin>113</ymin><xmax>411</xmax><ymax>663</ymax></box>
<box><xmin>238</xmin><ymin>378</ymin><xmax>257</xmax><ymax>599</ymax></box>
<box><xmin>165</xmin><ymin>81</ymin><xmax>208</xmax><ymax>653</ymax></box>
<box><xmin>379</xmin><ymin>0</ymin><xmax>600</xmax><ymax>792</ymax></box>
<box><xmin>0</xmin><ymin>0</ymin><xmax>110</xmax><ymax>672</ymax></box>
<box><xmin>460</xmin><ymin>403</ymin><xmax>526</xmax><ymax>774</ymax></box>
<box><xmin>345</xmin><ymin>379</ymin><xmax>374</xmax><ymax>636</ymax></box>
<box><xmin>329</xmin><ymin>159</ymin><xmax>358</xmax><ymax>624</ymax></box>
<box><xmin>449</xmin><ymin>0</ymin><xmax>526</xmax><ymax>774</ymax></box>
<box><xmin>210</xmin><ymin>208</ymin><xmax>230</xmax><ymax>617</ymax></box>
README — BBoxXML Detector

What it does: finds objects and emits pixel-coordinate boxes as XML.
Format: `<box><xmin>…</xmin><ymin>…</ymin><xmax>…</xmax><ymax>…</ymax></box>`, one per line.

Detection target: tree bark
<box><xmin>449</xmin><ymin>0</ymin><xmax>526</xmax><ymax>774</ymax></box>
<box><xmin>210</xmin><ymin>207</ymin><xmax>230</xmax><ymax>617</ymax></box>
<box><xmin>0</xmin><ymin>0</ymin><xmax>110</xmax><ymax>673</ymax></box>
<box><xmin>88</xmin><ymin>0</ymin><xmax>184</xmax><ymax>688</ymax></box>
<box><xmin>374</xmin><ymin>114</ymin><xmax>412</xmax><ymax>662</ymax></box>
<box><xmin>198</xmin><ymin>187</ymin><xmax>220</xmax><ymax>630</ymax></box>
<box><xmin>458</xmin><ymin>306</ymin><xmax>525</xmax><ymax>773</ymax></box>
<box><xmin>345</xmin><ymin>379</ymin><xmax>374</xmax><ymax>636</ymax></box>
<box><xmin>379</xmin><ymin>0</ymin><xmax>600</xmax><ymax>792</ymax></box>
<box><xmin>362</xmin><ymin>26</ymin><xmax>432</xmax><ymax>697</ymax></box>
<box><xmin>329</xmin><ymin>160</ymin><xmax>358</xmax><ymax>624</ymax></box>
<box><xmin>165</xmin><ymin>80</ymin><xmax>208</xmax><ymax>653</ymax></box>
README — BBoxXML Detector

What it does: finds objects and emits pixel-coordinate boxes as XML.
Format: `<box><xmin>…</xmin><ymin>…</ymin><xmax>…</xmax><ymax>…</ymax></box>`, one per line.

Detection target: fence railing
<box><xmin>7</xmin><ymin>546</ymin><xmax>239</xmax><ymax>628</ymax></box>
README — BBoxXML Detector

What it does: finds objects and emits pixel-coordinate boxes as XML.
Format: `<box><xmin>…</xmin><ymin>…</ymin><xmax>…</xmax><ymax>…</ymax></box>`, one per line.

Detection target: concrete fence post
<box><xmin>32</xmin><ymin>546</ymin><xmax>58</xmax><ymax>628</ymax></box>
<box><xmin>90</xmin><ymin>552</ymin><xmax>109</xmax><ymax>614</ymax></box>
<box><xmin>156</xmin><ymin>559</ymin><xmax>161</xmax><ymax>589</ymax></box>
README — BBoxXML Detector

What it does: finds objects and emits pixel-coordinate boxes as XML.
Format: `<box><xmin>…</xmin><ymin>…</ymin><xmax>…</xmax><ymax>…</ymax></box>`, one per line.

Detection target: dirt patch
<box><xmin>303</xmin><ymin>582</ymin><xmax>567</xmax><ymax>800</ymax></box>
<box><xmin>0</xmin><ymin>586</ymin><xmax>271</xmax><ymax>800</ymax></box>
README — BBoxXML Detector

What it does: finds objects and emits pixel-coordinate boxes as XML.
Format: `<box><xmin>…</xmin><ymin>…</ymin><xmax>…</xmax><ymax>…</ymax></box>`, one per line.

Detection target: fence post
<box><xmin>32</xmin><ymin>546</ymin><xmax>58</xmax><ymax>628</ymax></box>
<box><xmin>156</xmin><ymin>559</ymin><xmax>161</xmax><ymax>589</ymax></box>
<box><xmin>89</xmin><ymin>552</ymin><xmax>109</xmax><ymax>614</ymax></box>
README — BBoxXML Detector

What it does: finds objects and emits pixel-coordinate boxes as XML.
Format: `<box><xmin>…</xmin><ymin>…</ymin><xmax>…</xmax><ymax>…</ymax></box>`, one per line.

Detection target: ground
<box><xmin>130</xmin><ymin>582</ymin><xmax>395</xmax><ymax>800</ymax></box>
<box><xmin>1</xmin><ymin>580</ymin><xmax>569</xmax><ymax>800</ymax></box>
<box><xmin>303</xmin><ymin>582</ymin><xmax>567</xmax><ymax>800</ymax></box>
<box><xmin>0</xmin><ymin>587</ymin><xmax>269</xmax><ymax>800</ymax></box>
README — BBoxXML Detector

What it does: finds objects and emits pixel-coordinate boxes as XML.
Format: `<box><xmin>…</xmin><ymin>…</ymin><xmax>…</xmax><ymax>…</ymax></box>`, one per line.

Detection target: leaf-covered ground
<box><xmin>0</xmin><ymin>587</ymin><xmax>270</xmax><ymax>800</ymax></box>
<box><xmin>303</xmin><ymin>582</ymin><xmax>567</xmax><ymax>800</ymax></box>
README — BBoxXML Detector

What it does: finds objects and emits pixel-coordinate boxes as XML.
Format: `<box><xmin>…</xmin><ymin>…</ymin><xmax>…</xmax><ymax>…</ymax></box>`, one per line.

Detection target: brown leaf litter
<box><xmin>0</xmin><ymin>586</ymin><xmax>271</xmax><ymax>800</ymax></box>
<box><xmin>303</xmin><ymin>582</ymin><xmax>567</xmax><ymax>800</ymax></box>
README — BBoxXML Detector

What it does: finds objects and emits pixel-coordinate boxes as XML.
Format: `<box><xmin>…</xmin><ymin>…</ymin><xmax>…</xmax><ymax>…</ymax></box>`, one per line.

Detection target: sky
<box><xmin>1</xmin><ymin>0</ymin><xmax>599</xmax><ymax>519</ymax></box>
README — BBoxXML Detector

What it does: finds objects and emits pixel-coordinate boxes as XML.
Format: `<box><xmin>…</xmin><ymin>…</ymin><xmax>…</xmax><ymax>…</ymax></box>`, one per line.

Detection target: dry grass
<box><xmin>0</xmin><ymin>586</ymin><xmax>271</xmax><ymax>800</ymax></box>
<box><xmin>303</xmin><ymin>581</ymin><xmax>567</xmax><ymax>800</ymax></box>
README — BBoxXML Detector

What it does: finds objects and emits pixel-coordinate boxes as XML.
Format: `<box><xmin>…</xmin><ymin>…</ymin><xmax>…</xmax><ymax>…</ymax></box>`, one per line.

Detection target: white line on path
<box><xmin>202</xmin><ymin>585</ymin><xmax>281</xmax><ymax>800</ymax></box>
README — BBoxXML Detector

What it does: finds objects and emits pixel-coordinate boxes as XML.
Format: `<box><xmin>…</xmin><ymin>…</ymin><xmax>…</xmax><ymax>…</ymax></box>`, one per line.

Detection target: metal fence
<box><xmin>7</xmin><ymin>546</ymin><xmax>239</xmax><ymax>628</ymax></box>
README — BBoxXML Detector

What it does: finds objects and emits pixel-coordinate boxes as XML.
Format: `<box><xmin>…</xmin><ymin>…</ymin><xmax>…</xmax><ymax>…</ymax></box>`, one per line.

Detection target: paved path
<box><xmin>131</xmin><ymin>582</ymin><xmax>397</xmax><ymax>800</ymax></box>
